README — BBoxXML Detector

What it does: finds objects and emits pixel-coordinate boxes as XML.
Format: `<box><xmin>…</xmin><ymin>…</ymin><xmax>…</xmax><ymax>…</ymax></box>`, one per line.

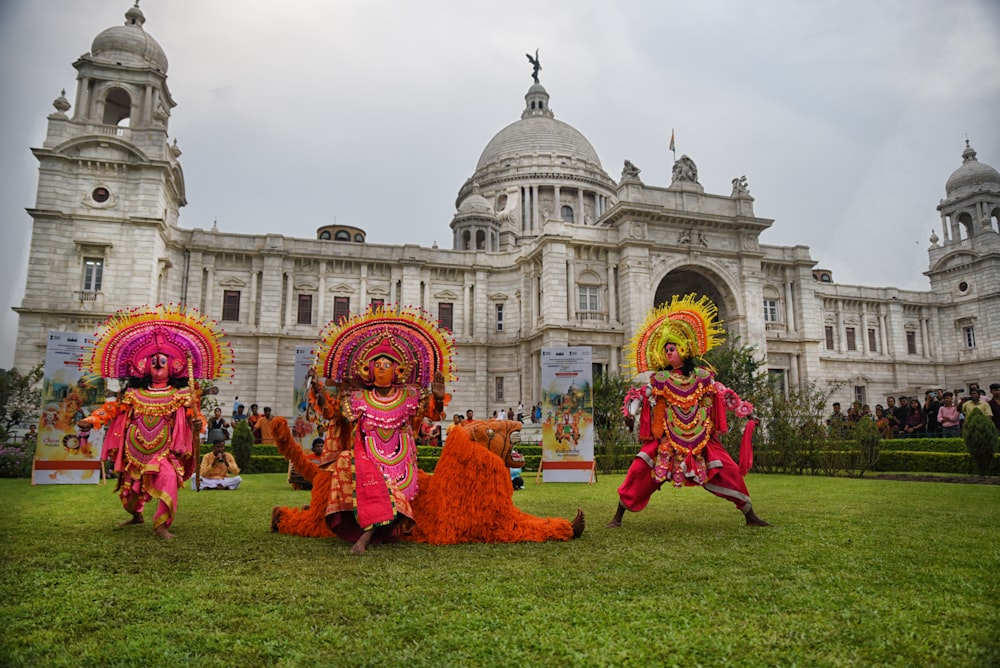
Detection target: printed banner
<box><xmin>32</xmin><ymin>331</ymin><xmax>107</xmax><ymax>485</ymax></box>
<box><xmin>540</xmin><ymin>347</ymin><xmax>594</xmax><ymax>482</ymax></box>
<box><xmin>291</xmin><ymin>345</ymin><xmax>319</xmax><ymax>449</ymax></box>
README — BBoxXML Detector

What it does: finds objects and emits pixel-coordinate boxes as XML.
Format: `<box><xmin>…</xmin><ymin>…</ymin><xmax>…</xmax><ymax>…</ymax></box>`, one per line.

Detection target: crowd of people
<box><xmin>827</xmin><ymin>383</ymin><xmax>1000</xmax><ymax>438</ymax></box>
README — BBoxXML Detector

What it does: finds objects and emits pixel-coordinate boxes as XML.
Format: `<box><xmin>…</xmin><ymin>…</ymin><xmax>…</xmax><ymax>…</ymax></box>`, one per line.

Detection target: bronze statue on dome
<box><xmin>526</xmin><ymin>49</ymin><xmax>541</xmax><ymax>84</ymax></box>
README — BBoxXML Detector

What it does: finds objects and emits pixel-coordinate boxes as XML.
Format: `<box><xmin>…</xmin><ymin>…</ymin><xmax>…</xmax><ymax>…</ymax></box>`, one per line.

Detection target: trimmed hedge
<box><xmin>880</xmin><ymin>438</ymin><xmax>969</xmax><ymax>454</ymax></box>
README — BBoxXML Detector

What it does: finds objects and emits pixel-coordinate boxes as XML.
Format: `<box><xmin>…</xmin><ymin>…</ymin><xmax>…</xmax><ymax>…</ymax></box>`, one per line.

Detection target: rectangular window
<box><xmin>369</xmin><ymin>298</ymin><xmax>385</xmax><ymax>311</ymax></box>
<box><xmin>296</xmin><ymin>294</ymin><xmax>313</xmax><ymax>325</ymax></box>
<box><xmin>222</xmin><ymin>290</ymin><xmax>241</xmax><ymax>322</ymax></box>
<box><xmin>824</xmin><ymin>326</ymin><xmax>834</xmax><ymax>350</ymax></box>
<box><xmin>964</xmin><ymin>326</ymin><xmax>976</xmax><ymax>348</ymax></box>
<box><xmin>854</xmin><ymin>386</ymin><xmax>867</xmax><ymax>406</ymax></box>
<box><xmin>906</xmin><ymin>330</ymin><xmax>917</xmax><ymax>355</ymax></box>
<box><xmin>438</xmin><ymin>302</ymin><xmax>454</xmax><ymax>331</ymax></box>
<box><xmin>578</xmin><ymin>286</ymin><xmax>599</xmax><ymax>312</ymax></box>
<box><xmin>333</xmin><ymin>297</ymin><xmax>350</xmax><ymax>324</ymax></box>
<box><xmin>495</xmin><ymin>376</ymin><xmax>504</xmax><ymax>402</ymax></box>
<box><xmin>495</xmin><ymin>303</ymin><xmax>504</xmax><ymax>332</ymax></box>
<box><xmin>868</xmin><ymin>328</ymin><xmax>878</xmax><ymax>353</ymax></box>
<box><xmin>763</xmin><ymin>299</ymin><xmax>779</xmax><ymax>322</ymax></box>
<box><xmin>845</xmin><ymin>327</ymin><xmax>856</xmax><ymax>351</ymax></box>
<box><xmin>82</xmin><ymin>257</ymin><xmax>103</xmax><ymax>292</ymax></box>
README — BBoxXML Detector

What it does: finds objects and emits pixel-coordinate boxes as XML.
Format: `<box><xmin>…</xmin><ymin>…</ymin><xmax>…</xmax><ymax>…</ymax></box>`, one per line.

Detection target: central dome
<box><xmin>477</xmin><ymin>116</ymin><xmax>603</xmax><ymax>170</ymax></box>
<box><xmin>475</xmin><ymin>82</ymin><xmax>603</xmax><ymax>171</ymax></box>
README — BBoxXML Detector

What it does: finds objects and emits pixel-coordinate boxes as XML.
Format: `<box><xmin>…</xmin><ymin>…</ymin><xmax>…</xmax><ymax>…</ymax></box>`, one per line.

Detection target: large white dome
<box><xmin>91</xmin><ymin>5</ymin><xmax>168</xmax><ymax>73</ymax></box>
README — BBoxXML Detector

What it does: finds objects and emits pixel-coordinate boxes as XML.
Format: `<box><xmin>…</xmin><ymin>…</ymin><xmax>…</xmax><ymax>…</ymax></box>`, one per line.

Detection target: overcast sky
<box><xmin>1</xmin><ymin>0</ymin><xmax>999</xmax><ymax>368</ymax></box>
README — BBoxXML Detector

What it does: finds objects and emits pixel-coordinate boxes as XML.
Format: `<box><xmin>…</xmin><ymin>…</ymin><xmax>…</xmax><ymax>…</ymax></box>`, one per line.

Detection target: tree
<box><xmin>231</xmin><ymin>420</ymin><xmax>254</xmax><ymax>472</ymax></box>
<box><xmin>591</xmin><ymin>373</ymin><xmax>634</xmax><ymax>473</ymax></box>
<box><xmin>0</xmin><ymin>365</ymin><xmax>43</xmax><ymax>441</ymax></box>
<box><xmin>963</xmin><ymin>410</ymin><xmax>997</xmax><ymax>476</ymax></box>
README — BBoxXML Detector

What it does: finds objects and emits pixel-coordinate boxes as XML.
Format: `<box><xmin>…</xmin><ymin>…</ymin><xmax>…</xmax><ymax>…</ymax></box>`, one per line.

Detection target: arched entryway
<box><xmin>652</xmin><ymin>267</ymin><xmax>738</xmax><ymax>335</ymax></box>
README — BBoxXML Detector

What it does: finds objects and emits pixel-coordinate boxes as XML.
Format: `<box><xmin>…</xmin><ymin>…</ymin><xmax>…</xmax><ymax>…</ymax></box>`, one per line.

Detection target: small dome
<box><xmin>457</xmin><ymin>192</ymin><xmax>494</xmax><ymax>215</ymax></box>
<box><xmin>945</xmin><ymin>141</ymin><xmax>1000</xmax><ymax>195</ymax></box>
<box><xmin>91</xmin><ymin>5</ymin><xmax>168</xmax><ymax>73</ymax></box>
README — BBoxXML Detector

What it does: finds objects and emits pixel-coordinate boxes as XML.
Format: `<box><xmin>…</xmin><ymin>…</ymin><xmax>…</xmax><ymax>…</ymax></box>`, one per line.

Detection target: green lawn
<box><xmin>0</xmin><ymin>473</ymin><xmax>997</xmax><ymax>667</ymax></box>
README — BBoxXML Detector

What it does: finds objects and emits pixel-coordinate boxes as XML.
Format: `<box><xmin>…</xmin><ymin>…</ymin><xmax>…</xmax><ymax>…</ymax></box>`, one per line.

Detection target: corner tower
<box><xmin>14</xmin><ymin>4</ymin><xmax>186</xmax><ymax>369</ymax></box>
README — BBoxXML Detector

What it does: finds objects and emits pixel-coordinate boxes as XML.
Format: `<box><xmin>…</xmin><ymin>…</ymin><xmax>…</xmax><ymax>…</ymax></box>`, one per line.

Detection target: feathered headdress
<box><xmin>314</xmin><ymin>304</ymin><xmax>455</xmax><ymax>386</ymax></box>
<box><xmin>628</xmin><ymin>293</ymin><xmax>725</xmax><ymax>374</ymax></box>
<box><xmin>83</xmin><ymin>304</ymin><xmax>232</xmax><ymax>380</ymax></box>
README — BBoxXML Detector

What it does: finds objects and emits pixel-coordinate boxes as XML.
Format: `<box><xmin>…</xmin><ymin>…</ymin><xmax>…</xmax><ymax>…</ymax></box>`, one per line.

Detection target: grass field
<box><xmin>1</xmin><ymin>472</ymin><xmax>997</xmax><ymax>667</ymax></box>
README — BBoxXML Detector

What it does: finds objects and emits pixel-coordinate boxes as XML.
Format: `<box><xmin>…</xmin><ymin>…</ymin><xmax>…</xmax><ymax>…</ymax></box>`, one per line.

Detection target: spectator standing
<box><xmin>232</xmin><ymin>404</ymin><xmax>248</xmax><ymax>424</ymax></box>
<box><xmin>446</xmin><ymin>414</ymin><xmax>464</xmax><ymax>439</ymax></box>
<box><xmin>901</xmin><ymin>398</ymin><xmax>926</xmax><ymax>437</ymax></box>
<box><xmin>924</xmin><ymin>391</ymin><xmax>942</xmax><ymax>436</ymax></box>
<box><xmin>884</xmin><ymin>397</ymin><xmax>901</xmax><ymax>436</ymax></box>
<box><xmin>874</xmin><ymin>405</ymin><xmax>892</xmax><ymax>439</ymax></box>
<box><xmin>466</xmin><ymin>409</ymin><xmax>474</xmax><ymax>422</ymax></box>
<box><xmin>497</xmin><ymin>407</ymin><xmax>507</xmax><ymax>420</ymax></box>
<box><xmin>961</xmin><ymin>388</ymin><xmax>994</xmax><ymax>422</ymax></box>
<box><xmin>988</xmin><ymin>384</ymin><xmax>1000</xmax><ymax>434</ymax></box>
<box><xmin>516</xmin><ymin>402</ymin><xmax>524</xmax><ymax>422</ymax></box>
<box><xmin>892</xmin><ymin>397</ymin><xmax>909</xmax><ymax>436</ymax></box>
<box><xmin>206</xmin><ymin>407</ymin><xmax>229</xmax><ymax>444</ymax></box>
<box><xmin>534</xmin><ymin>404</ymin><xmax>542</xmax><ymax>423</ymax></box>
<box><xmin>23</xmin><ymin>424</ymin><xmax>38</xmax><ymax>444</ymax></box>
<box><xmin>247</xmin><ymin>404</ymin><xmax>263</xmax><ymax>444</ymax></box>
<box><xmin>826</xmin><ymin>402</ymin><xmax>848</xmax><ymax>438</ymax></box>
<box><xmin>257</xmin><ymin>407</ymin><xmax>276</xmax><ymax>445</ymax></box>
<box><xmin>937</xmin><ymin>392</ymin><xmax>961</xmax><ymax>437</ymax></box>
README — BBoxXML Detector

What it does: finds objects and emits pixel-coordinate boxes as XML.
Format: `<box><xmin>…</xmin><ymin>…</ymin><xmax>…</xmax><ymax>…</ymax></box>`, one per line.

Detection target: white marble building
<box><xmin>13</xmin><ymin>6</ymin><xmax>1000</xmax><ymax>417</ymax></box>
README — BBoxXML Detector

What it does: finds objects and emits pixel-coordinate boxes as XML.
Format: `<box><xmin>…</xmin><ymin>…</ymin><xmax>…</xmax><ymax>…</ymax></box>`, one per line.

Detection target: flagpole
<box><xmin>670</xmin><ymin>128</ymin><xmax>676</xmax><ymax>163</ymax></box>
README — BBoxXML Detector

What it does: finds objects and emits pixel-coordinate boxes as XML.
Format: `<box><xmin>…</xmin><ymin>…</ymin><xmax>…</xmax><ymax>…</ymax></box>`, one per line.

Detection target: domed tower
<box><xmin>14</xmin><ymin>4</ymin><xmax>186</xmax><ymax>369</ymax></box>
<box><xmin>928</xmin><ymin>141</ymin><xmax>1000</xmax><ymax>299</ymax></box>
<box><xmin>452</xmin><ymin>71</ymin><xmax>617</xmax><ymax>251</ymax></box>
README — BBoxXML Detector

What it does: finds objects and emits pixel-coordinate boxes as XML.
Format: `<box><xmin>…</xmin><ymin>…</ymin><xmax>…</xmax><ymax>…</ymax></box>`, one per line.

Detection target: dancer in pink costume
<box><xmin>78</xmin><ymin>305</ymin><xmax>231</xmax><ymax>539</ymax></box>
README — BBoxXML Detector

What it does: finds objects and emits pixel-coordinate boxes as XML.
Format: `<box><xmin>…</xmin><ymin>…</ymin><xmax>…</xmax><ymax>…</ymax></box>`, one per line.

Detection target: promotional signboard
<box><xmin>32</xmin><ymin>331</ymin><xmax>107</xmax><ymax>485</ymax></box>
<box><xmin>540</xmin><ymin>347</ymin><xmax>594</xmax><ymax>482</ymax></box>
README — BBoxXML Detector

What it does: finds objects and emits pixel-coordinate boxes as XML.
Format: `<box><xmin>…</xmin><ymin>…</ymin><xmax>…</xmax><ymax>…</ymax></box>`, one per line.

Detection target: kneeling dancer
<box><xmin>292</xmin><ymin>306</ymin><xmax>452</xmax><ymax>554</ymax></box>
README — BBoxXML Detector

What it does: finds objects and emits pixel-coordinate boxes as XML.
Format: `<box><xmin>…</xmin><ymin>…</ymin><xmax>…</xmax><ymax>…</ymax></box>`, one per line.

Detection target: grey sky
<box><xmin>1</xmin><ymin>0</ymin><xmax>999</xmax><ymax>367</ymax></box>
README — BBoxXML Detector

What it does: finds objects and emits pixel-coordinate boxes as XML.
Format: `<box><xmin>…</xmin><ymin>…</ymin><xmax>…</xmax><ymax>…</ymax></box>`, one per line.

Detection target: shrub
<box><xmin>850</xmin><ymin>415</ymin><xmax>881</xmax><ymax>477</ymax></box>
<box><xmin>0</xmin><ymin>441</ymin><xmax>34</xmax><ymax>478</ymax></box>
<box><xmin>963</xmin><ymin>410</ymin><xmax>997</xmax><ymax>475</ymax></box>
<box><xmin>231</xmin><ymin>420</ymin><xmax>254</xmax><ymax>471</ymax></box>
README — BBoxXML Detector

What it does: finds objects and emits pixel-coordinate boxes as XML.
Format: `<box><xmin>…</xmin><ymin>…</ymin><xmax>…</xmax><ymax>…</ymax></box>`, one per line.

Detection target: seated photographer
<box><xmin>289</xmin><ymin>438</ymin><xmax>324</xmax><ymax>490</ymax></box>
<box><xmin>194</xmin><ymin>440</ymin><xmax>242</xmax><ymax>490</ymax></box>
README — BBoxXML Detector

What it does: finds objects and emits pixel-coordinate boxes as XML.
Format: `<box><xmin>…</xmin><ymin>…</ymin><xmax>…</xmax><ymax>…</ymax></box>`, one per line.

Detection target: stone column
<box><xmin>553</xmin><ymin>185</ymin><xmax>561</xmax><ymax>219</ymax></box>
<box><xmin>249</xmin><ymin>269</ymin><xmax>258</xmax><ymax>327</ymax></box>
<box><xmin>203</xmin><ymin>265</ymin><xmax>214</xmax><ymax>314</ymax></box>
<box><xmin>358</xmin><ymin>263</ymin><xmax>367</xmax><ymax>310</ymax></box>
<box><xmin>835</xmin><ymin>301</ymin><xmax>844</xmax><ymax>353</ymax></box>
<box><xmin>577</xmin><ymin>189</ymin><xmax>585</xmax><ymax>223</ymax></box>
<box><xmin>567</xmin><ymin>257</ymin><xmax>576</xmax><ymax>321</ymax></box>
<box><xmin>531</xmin><ymin>185</ymin><xmax>539</xmax><ymax>233</ymax></box>
<box><xmin>860</xmin><ymin>309</ymin><xmax>869</xmax><ymax>354</ymax></box>
<box><xmin>784</xmin><ymin>278</ymin><xmax>796</xmax><ymax>332</ymax></box>
<box><xmin>606</xmin><ymin>260</ymin><xmax>617</xmax><ymax>324</ymax></box>
<box><xmin>317</xmin><ymin>269</ymin><xmax>326</xmax><ymax>325</ymax></box>
<box><xmin>284</xmin><ymin>271</ymin><xmax>294</xmax><ymax>328</ymax></box>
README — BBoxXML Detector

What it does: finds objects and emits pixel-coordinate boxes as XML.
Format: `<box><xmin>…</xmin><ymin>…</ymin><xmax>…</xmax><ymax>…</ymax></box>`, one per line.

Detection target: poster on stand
<box><xmin>32</xmin><ymin>331</ymin><xmax>107</xmax><ymax>485</ymax></box>
<box><xmin>291</xmin><ymin>345</ymin><xmax>319</xmax><ymax>450</ymax></box>
<box><xmin>540</xmin><ymin>347</ymin><xmax>594</xmax><ymax>482</ymax></box>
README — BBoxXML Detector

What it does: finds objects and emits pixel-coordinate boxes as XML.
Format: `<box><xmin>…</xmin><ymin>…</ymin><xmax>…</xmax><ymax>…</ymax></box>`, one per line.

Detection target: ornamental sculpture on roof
<box><xmin>526</xmin><ymin>49</ymin><xmax>541</xmax><ymax>84</ymax></box>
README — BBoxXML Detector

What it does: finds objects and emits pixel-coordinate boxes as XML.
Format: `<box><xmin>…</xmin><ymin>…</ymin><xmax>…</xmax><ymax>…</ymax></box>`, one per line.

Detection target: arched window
<box><xmin>354</xmin><ymin>233</ymin><xmax>364</xmax><ymax>242</ymax></box>
<box><xmin>957</xmin><ymin>212</ymin><xmax>973</xmax><ymax>240</ymax></box>
<box><xmin>102</xmin><ymin>87</ymin><xmax>132</xmax><ymax>126</ymax></box>
<box><xmin>476</xmin><ymin>230</ymin><xmax>486</xmax><ymax>250</ymax></box>
<box><xmin>319</xmin><ymin>230</ymin><xmax>332</xmax><ymax>240</ymax></box>
<box><xmin>561</xmin><ymin>205</ymin><xmax>574</xmax><ymax>223</ymax></box>
<box><xmin>334</xmin><ymin>230</ymin><xmax>351</xmax><ymax>241</ymax></box>
<box><xmin>463</xmin><ymin>230</ymin><xmax>471</xmax><ymax>250</ymax></box>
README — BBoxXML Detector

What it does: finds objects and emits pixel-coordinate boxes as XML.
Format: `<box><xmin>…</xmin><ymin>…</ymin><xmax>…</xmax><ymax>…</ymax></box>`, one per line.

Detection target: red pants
<box><xmin>618</xmin><ymin>438</ymin><xmax>753</xmax><ymax>514</ymax></box>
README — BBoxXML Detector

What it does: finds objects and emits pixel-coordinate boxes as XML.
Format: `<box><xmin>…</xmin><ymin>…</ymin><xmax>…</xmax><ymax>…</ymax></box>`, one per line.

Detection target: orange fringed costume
<box><xmin>406</xmin><ymin>425</ymin><xmax>574</xmax><ymax>544</ymax></box>
<box><xmin>270</xmin><ymin>417</ymin><xmax>576</xmax><ymax>544</ymax></box>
